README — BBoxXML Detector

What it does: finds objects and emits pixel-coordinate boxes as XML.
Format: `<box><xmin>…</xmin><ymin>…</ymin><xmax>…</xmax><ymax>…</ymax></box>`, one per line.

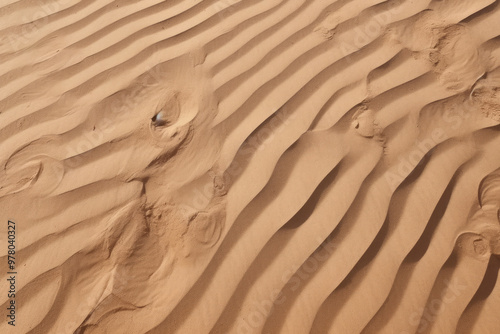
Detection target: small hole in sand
<box><xmin>473</xmin><ymin>238</ymin><xmax>488</xmax><ymax>255</ymax></box>
<box><xmin>151</xmin><ymin>111</ymin><xmax>168</xmax><ymax>127</ymax></box>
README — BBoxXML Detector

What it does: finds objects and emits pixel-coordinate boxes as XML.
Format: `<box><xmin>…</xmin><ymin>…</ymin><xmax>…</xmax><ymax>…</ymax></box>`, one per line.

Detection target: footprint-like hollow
<box><xmin>457</xmin><ymin>168</ymin><xmax>500</xmax><ymax>258</ymax></box>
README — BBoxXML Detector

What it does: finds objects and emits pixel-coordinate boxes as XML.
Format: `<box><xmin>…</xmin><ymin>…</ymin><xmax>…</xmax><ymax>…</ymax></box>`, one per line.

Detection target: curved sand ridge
<box><xmin>0</xmin><ymin>0</ymin><xmax>500</xmax><ymax>333</ymax></box>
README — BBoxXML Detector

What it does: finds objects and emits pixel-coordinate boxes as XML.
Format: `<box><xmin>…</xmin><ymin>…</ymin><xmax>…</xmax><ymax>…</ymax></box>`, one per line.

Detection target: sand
<box><xmin>0</xmin><ymin>0</ymin><xmax>500</xmax><ymax>333</ymax></box>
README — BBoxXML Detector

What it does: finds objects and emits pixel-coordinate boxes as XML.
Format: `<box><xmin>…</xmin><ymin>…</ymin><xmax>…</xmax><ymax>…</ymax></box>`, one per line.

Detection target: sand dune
<box><xmin>1</xmin><ymin>0</ymin><xmax>500</xmax><ymax>333</ymax></box>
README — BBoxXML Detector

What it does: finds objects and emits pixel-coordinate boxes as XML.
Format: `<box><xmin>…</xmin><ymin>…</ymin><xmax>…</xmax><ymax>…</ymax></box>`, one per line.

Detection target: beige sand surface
<box><xmin>0</xmin><ymin>0</ymin><xmax>500</xmax><ymax>333</ymax></box>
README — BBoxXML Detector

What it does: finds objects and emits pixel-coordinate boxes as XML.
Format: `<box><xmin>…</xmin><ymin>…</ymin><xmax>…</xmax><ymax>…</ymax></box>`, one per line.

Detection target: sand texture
<box><xmin>1</xmin><ymin>0</ymin><xmax>500</xmax><ymax>333</ymax></box>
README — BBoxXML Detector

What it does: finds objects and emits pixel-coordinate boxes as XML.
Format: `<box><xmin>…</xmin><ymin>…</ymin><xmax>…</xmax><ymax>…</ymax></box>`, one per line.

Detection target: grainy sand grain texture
<box><xmin>1</xmin><ymin>0</ymin><xmax>500</xmax><ymax>333</ymax></box>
